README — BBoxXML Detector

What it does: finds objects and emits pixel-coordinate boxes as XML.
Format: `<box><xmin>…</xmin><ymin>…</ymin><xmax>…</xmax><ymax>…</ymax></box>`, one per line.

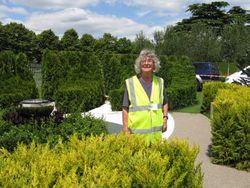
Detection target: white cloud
<box><xmin>125</xmin><ymin>0</ymin><xmax>186</xmax><ymax>13</ymax></box>
<box><xmin>9</xmin><ymin>0</ymin><xmax>100</xmax><ymax>9</ymax></box>
<box><xmin>0</xmin><ymin>4</ymin><xmax>28</xmax><ymax>18</ymax></box>
<box><xmin>126</xmin><ymin>0</ymin><xmax>250</xmax><ymax>14</ymax></box>
<box><xmin>1</xmin><ymin>17</ymin><xmax>23</xmax><ymax>24</ymax></box>
<box><xmin>23</xmin><ymin>8</ymin><xmax>163</xmax><ymax>39</ymax></box>
<box><xmin>137</xmin><ymin>10</ymin><xmax>152</xmax><ymax>17</ymax></box>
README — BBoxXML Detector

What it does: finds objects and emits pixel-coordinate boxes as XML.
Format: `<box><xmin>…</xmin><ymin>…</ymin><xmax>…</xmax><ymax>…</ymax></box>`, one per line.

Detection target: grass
<box><xmin>218</xmin><ymin>61</ymin><xmax>238</xmax><ymax>76</ymax></box>
<box><xmin>173</xmin><ymin>92</ymin><xmax>203</xmax><ymax>113</ymax></box>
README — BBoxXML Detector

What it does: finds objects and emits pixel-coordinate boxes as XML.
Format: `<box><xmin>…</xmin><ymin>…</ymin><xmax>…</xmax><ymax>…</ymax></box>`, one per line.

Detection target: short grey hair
<box><xmin>134</xmin><ymin>49</ymin><xmax>161</xmax><ymax>74</ymax></box>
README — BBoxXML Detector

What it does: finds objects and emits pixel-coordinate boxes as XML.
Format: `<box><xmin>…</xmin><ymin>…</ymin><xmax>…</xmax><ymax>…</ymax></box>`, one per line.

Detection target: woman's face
<box><xmin>140</xmin><ymin>56</ymin><xmax>155</xmax><ymax>73</ymax></box>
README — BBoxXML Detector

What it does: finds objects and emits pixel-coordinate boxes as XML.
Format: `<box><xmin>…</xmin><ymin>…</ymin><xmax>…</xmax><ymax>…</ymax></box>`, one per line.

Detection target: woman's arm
<box><xmin>122</xmin><ymin>107</ymin><xmax>131</xmax><ymax>134</ymax></box>
<box><xmin>162</xmin><ymin>103</ymin><xmax>168</xmax><ymax>132</ymax></box>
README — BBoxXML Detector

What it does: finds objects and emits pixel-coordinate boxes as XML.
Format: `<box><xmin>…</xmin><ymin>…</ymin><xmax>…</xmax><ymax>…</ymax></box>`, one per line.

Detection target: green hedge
<box><xmin>0</xmin><ymin>134</ymin><xmax>203</xmax><ymax>187</ymax></box>
<box><xmin>211</xmin><ymin>86</ymin><xmax>250</xmax><ymax>171</ymax></box>
<box><xmin>0</xmin><ymin>76</ymin><xmax>38</xmax><ymax>107</ymax></box>
<box><xmin>0</xmin><ymin>51</ymin><xmax>38</xmax><ymax>107</ymax></box>
<box><xmin>0</xmin><ymin>114</ymin><xmax>107</xmax><ymax>151</ymax></box>
<box><xmin>161</xmin><ymin>56</ymin><xmax>196</xmax><ymax>110</ymax></box>
<box><xmin>55</xmin><ymin>80</ymin><xmax>104</xmax><ymax>113</ymax></box>
<box><xmin>166</xmin><ymin>84</ymin><xmax>196</xmax><ymax>110</ymax></box>
<box><xmin>100</xmin><ymin>53</ymin><xmax>135</xmax><ymax>94</ymax></box>
<box><xmin>41</xmin><ymin>51</ymin><xmax>104</xmax><ymax>112</ymax></box>
<box><xmin>109</xmin><ymin>87</ymin><xmax>124</xmax><ymax>111</ymax></box>
<box><xmin>201</xmin><ymin>82</ymin><xmax>238</xmax><ymax>114</ymax></box>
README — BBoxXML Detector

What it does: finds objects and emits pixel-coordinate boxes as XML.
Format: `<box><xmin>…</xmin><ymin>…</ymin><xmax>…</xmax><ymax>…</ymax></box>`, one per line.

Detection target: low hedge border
<box><xmin>0</xmin><ymin>134</ymin><xmax>203</xmax><ymax>187</ymax></box>
<box><xmin>201</xmin><ymin>82</ymin><xmax>238</xmax><ymax>114</ymax></box>
<box><xmin>0</xmin><ymin>114</ymin><xmax>107</xmax><ymax>151</ymax></box>
<box><xmin>211</xmin><ymin>86</ymin><xmax>250</xmax><ymax>171</ymax></box>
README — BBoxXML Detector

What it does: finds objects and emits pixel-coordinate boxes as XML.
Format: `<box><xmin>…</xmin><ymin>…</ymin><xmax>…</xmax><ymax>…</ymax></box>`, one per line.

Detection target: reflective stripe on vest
<box><xmin>131</xmin><ymin>126</ymin><xmax>162</xmax><ymax>134</ymax></box>
<box><xmin>129</xmin><ymin>104</ymin><xmax>163</xmax><ymax>112</ymax></box>
<box><xmin>126</xmin><ymin>75</ymin><xmax>164</xmax><ymax>134</ymax></box>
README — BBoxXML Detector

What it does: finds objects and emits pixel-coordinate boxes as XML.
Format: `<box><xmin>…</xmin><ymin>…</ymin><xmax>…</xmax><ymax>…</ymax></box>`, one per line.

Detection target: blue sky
<box><xmin>0</xmin><ymin>0</ymin><xmax>249</xmax><ymax>39</ymax></box>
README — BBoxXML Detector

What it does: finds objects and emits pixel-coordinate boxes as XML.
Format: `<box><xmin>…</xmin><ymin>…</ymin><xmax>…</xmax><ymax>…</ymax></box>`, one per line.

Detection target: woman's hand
<box><xmin>122</xmin><ymin>107</ymin><xmax>131</xmax><ymax>134</ymax></box>
<box><xmin>123</xmin><ymin>127</ymin><xmax>131</xmax><ymax>134</ymax></box>
<box><xmin>162</xmin><ymin>118</ymin><xmax>167</xmax><ymax>132</ymax></box>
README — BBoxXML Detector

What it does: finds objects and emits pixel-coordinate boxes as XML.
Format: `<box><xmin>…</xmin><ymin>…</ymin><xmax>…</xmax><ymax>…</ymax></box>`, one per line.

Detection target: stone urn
<box><xmin>17</xmin><ymin>99</ymin><xmax>55</xmax><ymax>117</ymax></box>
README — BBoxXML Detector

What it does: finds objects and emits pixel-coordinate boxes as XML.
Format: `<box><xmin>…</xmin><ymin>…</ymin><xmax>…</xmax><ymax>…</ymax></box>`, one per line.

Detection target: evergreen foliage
<box><xmin>0</xmin><ymin>114</ymin><xmax>107</xmax><ymax>151</ymax></box>
<box><xmin>55</xmin><ymin>80</ymin><xmax>104</xmax><ymax>113</ymax></box>
<box><xmin>0</xmin><ymin>23</ymin><xmax>37</xmax><ymax>62</ymax></box>
<box><xmin>0</xmin><ymin>134</ymin><xmax>203</xmax><ymax>187</ymax></box>
<box><xmin>158</xmin><ymin>56</ymin><xmax>197</xmax><ymax>110</ymax></box>
<box><xmin>109</xmin><ymin>87</ymin><xmax>124</xmax><ymax>111</ymax></box>
<box><xmin>211</xmin><ymin>86</ymin><xmax>250</xmax><ymax>171</ymax></box>
<box><xmin>41</xmin><ymin>50</ymin><xmax>104</xmax><ymax>112</ymax></box>
<box><xmin>201</xmin><ymin>82</ymin><xmax>238</xmax><ymax>114</ymax></box>
<box><xmin>0</xmin><ymin>51</ymin><xmax>38</xmax><ymax>107</ymax></box>
<box><xmin>60</xmin><ymin>28</ymin><xmax>80</xmax><ymax>51</ymax></box>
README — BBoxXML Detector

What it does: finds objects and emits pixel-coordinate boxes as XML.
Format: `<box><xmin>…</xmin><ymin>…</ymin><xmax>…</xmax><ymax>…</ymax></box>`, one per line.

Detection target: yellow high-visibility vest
<box><xmin>126</xmin><ymin>75</ymin><xmax>164</xmax><ymax>143</ymax></box>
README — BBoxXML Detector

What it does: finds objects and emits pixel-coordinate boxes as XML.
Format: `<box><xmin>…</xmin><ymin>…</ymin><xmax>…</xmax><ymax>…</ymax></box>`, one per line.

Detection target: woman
<box><xmin>122</xmin><ymin>49</ymin><xmax>168</xmax><ymax>143</ymax></box>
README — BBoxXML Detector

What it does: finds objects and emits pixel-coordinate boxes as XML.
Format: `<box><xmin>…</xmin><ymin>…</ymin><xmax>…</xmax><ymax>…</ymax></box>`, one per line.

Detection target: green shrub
<box><xmin>167</xmin><ymin>84</ymin><xmax>196</xmax><ymax>110</ymax></box>
<box><xmin>41</xmin><ymin>51</ymin><xmax>104</xmax><ymax>112</ymax></box>
<box><xmin>0</xmin><ymin>134</ymin><xmax>203</xmax><ymax>187</ymax></box>
<box><xmin>41</xmin><ymin>50</ymin><xmax>62</xmax><ymax>100</ymax></box>
<box><xmin>109</xmin><ymin>87</ymin><xmax>124</xmax><ymax>111</ymax></box>
<box><xmin>100</xmin><ymin>53</ymin><xmax>134</xmax><ymax>95</ymax></box>
<box><xmin>0</xmin><ymin>51</ymin><xmax>38</xmax><ymax>107</ymax></box>
<box><xmin>102</xmin><ymin>54</ymin><xmax>122</xmax><ymax>93</ymax></box>
<box><xmin>55</xmin><ymin>80</ymin><xmax>104</xmax><ymax>113</ymax></box>
<box><xmin>60</xmin><ymin>114</ymin><xmax>107</xmax><ymax>138</ymax></box>
<box><xmin>211</xmin><ymin>86</ymin><xmax>250</xmax><ymax>171</ymax></box>
<box><xmin>0</xmin><ymin>114</ymin><xmax>107</xmax><ymax>151</ymax></box>
<box><xmin>159</xmin><ymin>56</ymin><xmax>197</xmax><ymax>110</ymax></box>
<box><xmin>201</xmin><ymin>82</ymin><xmax>238</xmax><ymax>114</ymax></box>
<box><xmin>0</xmin><ymin>76</ymin><xmax>38</xmax><ymax>108</ymax></box>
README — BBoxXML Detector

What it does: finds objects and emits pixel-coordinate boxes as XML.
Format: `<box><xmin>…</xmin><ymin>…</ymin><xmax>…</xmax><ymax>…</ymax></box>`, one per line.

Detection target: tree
<box><xmin>132</xmin><ymin>31</ymin><xmax>154</xmax><ymax>54</ymax></box>
<box><xmin>221</xmin><ymin>23</ymin><xmax>250</xmax><ymax>66</ymax></box>
<box><xmin>161</xmin><ymin>26</ymin><xmax>192</xmax><ymax>57</ymax></box>
<box><xmin>176</xmin><ymin>1</ymin><xmax>229</xmax><ymax>34</ymax></box>
<box><xmin>3</xmin><ymin>22</ymin><xmax>37</xmax><ymax>62</ymax></box>
<box><xmin>37</xmin><ymin>29</ymin><xmax>59</xmax><ymax>50</ymax></box>
<box><xmin>103</xmin><ymin>54</ymin><xmax>122</xmax><ymax>92</ymax></box>
<box><xmin>94</xmin><ymin>33</ymin><xmax>118</xmax><ymax>54</ymax></box>
<box><xmin>60</xmin><ymin>28</ymin><xmax>80</xmax><ymax>51</ymax></box>
<box><xmin>116</xmin><ymin>37</ymin><xmax>132</xmax><ymax>54</ymax></box>
<box><xmin>176</xmin><ymin>2</ymin><xmax>249</xmax><ymax>35</ymax></box>
<box><xmin>16</xmin><ymin>53</ymin><xmax>33</xmax><ymax>80</ymax></box>
<box><xmin>153</xmin><ymin>30</ymin><xmax>165</xmax><ymax>55</ymax></box>
<box><xmin>36</xmin><ymin>29</ymin><xmax>59</xmax><ymax>63</ymax></box>
<box><xmin>0</xmin><ymin>22</ymin><xmax>8</xmax><ymax>51</ymax></box>
<box><xmin>227</xmin><ymin>6</ymin><xmax>249</xmax><ymax>25</ymax></box>
<box><xmin>162</xmin><ymin>24</ymin><xmax>221</xmax><ymax>62</ymax></box>
<box><xmin>79</xmin><ymin>33</ymin><xmax>96</xmax><ymax>52</ymax></box>
<box><xmin>186</xmin><ymin>23</ymin><xmax>221</xmax><ymax>62</ymax></box>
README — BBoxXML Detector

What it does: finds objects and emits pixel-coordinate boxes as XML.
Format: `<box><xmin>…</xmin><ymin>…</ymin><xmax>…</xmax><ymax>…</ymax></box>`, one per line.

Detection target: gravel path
<box><xmin>171</xmin><ymin>112</ymin><xmax>250</xmax><ymax>188</ymax></box>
